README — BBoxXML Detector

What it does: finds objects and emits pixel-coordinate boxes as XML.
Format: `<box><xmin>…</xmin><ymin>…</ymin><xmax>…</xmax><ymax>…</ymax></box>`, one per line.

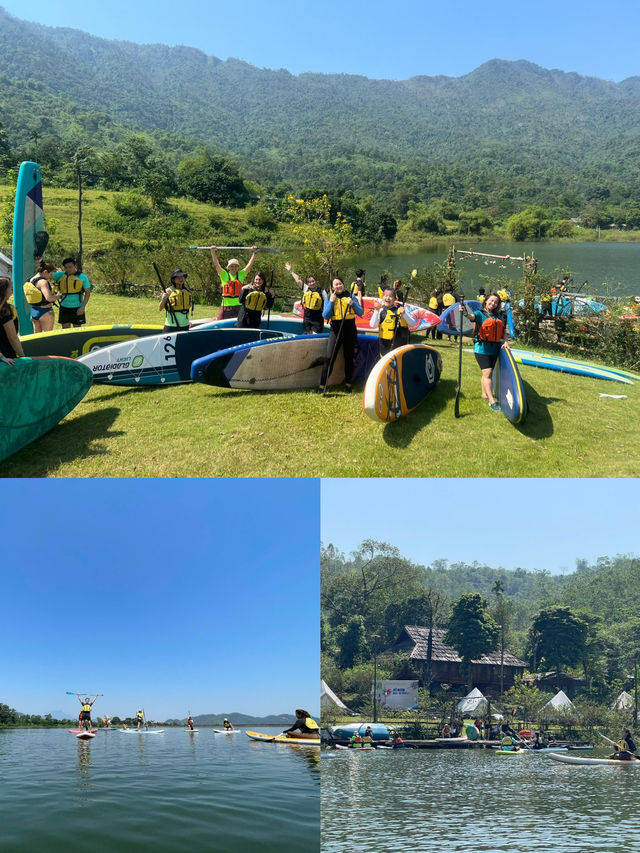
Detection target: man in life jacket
<box><xmin>210</xmin><ymin>246</ymin><xmax>258</xmax><ymax>319</ymax></box>
<box><xmin>187</xmin><ymin>715</ymin><xmax>195</xmax><ymax>731</ymax></box>
<box><xmin>159</xmin><ymin>268</ymin><xmax>193</xmax><ymax>332</ymax></box>
<box><xmin>52</xmin><ymin>257</ymin><xmax>91</xmax><ymax>329</ymax></box>
<box><xmin>319</xmin><ymin>277</ymin><xmax>364</xmax><ymax>393</ymax></box>
<box><xmin>136</xmin><ymin>710</ymin><xmax>145</xmax><ymax>730</ymax></box>
<box><xmin>371</xmin><ymin>288</ymin><xmax>410</xmax><ymax>358</ymax></box>
<box><xmin>283</xmin><ymin>709</ymin><xmax>320</xmax><ymax>740</ymax></box>
<box><xmin>285</xmin><ymin>261</ymin><xmax>327</xmax><ymax>334</ymax></box>
<box><xmin>75</xmin><ymin>694</ymin><xmax>100</xmax><ymax>731</ymax></box>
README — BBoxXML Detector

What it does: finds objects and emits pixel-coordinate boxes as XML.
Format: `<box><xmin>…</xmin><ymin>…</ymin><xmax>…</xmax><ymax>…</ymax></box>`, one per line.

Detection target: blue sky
<box><xmin>3</xmin><ymin>0</ymin><xmax>640</xmax><ymax>82</ymax></box>
<box><xmin>322</xmin><ymin>479</ymin><xmax>640</xmax><ymax>574</ymax></box>
<box><xmin>2</xmin><ymin>479</ymin><xmax>319</xmax><ymax>720</ymax></box>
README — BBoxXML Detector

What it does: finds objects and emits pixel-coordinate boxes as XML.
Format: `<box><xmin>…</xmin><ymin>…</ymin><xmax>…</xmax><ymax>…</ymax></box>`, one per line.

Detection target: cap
<box><xmin>170</xmin><ymin>268</ymin><xmax>187</xmax><ymax>280</ymax></box>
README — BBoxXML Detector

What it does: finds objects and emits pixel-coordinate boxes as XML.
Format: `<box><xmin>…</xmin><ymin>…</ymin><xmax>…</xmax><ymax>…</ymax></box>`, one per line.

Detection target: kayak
<box><xmin>214</xmin><ymin>729</ymin><xmax>240</xmax><ymax>733</ymax></box>
<box><xmin>119</xmin><ymin>729</ymin><xmax>164</xmax><ymax>734</ymax></box>
<box><xmin>245</xmin><ymin>730</ymin><xmax>320</xmax><ymax>745</ymax></box>
<box><xmin>550</xmin><ymin>752</ymin><xmax>640</xmax><ymax>766</ymax></box>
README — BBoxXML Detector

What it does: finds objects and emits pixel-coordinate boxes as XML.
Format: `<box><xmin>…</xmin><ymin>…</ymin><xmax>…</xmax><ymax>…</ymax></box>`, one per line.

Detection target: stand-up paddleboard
<box><xmin>69</xmin><ymin>728</ymin><xmax>98</xmax><ymax>734</ymax></box>
<box><xmin>363</xmin><ymin>344</ymin><xmax>442</xmax><ymax>422</ymax></box>
<box><xmin>119</xmin><ymin>729</ymin><xmax>164</xmax><ymax>734</ymax></box>
<box><xmin>0</xmin><ymin>357</ymin><xmax>93</xmax><ymax>463</ymax></box>
<box><xmin>334</xmin><ymin>744</ymin><xmax>376</xmax><ymax>751</ymax></box>
<box><xmin>245</xmin><ymin>730</ymin><xmax>321</xmax><ymax>745</ymax></box>
<box><xmin>78</xmin><ymin>327</ymin><xmax>285</xmax><ymax>386</ymax></box>
<box><xmin>197</xmin><ymin>315</ymin><xmax>309</xmax><ymax>335</ymax></box>
<box><xmin>509</xmin><ymin>348</ymin><xmax>636</xmax><ymax>385</ymax></box>
<box><xmin>293</xmin><ymin>297</ymin><xmax>439</xmax><ymax>332</ymax></box>
<box><xmin>549</xmin><ymin>752</ymin><xmax>640</xmax><ymax>767</ymax></box>
<box><xmin>184</xmin><ymin>729</ymin><xmax>199</xmax><ymax>733</ymax></box>
<box><xmin>439</xmin><ymin>300</ymin><xmax>482</xmax><ymax>336</ymax></box>
<box><xmin>492</xmin><ymin>347</ymin><xmax>527</xmax><ymax>424</ymax></box>
<box><xmin>12</xmin><ymin>161</ymin><xmax>46</xmax><ymax>336</ymax></box>
<box><xmin>214</xmin><ymin>729</ymin><xmax>240</xmax><ymax>734</ymax></box>
<box><xmin>191</xmin><ymin>333</ymin><xmax>379</xmax><ymax>390</ymax></box>
<box><xmin>76</xmin><ymin>731</ymin><xmax>96</xmax><ymax>740</ymax></box>
<box><xmin>22</xmin><ymin>324</ymin><xmax>164</xmax><ymax>358</ymax></box>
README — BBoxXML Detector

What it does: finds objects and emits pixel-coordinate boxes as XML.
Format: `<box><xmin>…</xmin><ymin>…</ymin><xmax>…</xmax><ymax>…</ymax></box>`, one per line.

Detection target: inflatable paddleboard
<box><xmin>492</xmin><ymin>347</ymin><xmax>527</xmax><ymax>424</ymax></box>
<box><xmin>78</xmin><ymin>327</ymin><xmax>284</xmax><ymax>385</ymax></box>
<box><xmin>293</xmin><ymin>297</ymin><xmax>439</xmax><ymax>332</ymax></box>
<box><xmin>119</xmin><ymin>729</ymin><xmax>164</xmax><ymax>734</ymax></box>
<box><xmin>184</xmin><ymin>729</ymin><xmax>199</xmax><ymax>733</ymax></box>
<box><xmin>69</xmin><ymin>728</ymin><xmax>98</xmax><ymax>734</ymax></box>
<box><xmin>495</xmin><ymin>748</ymin><xmax>524</xmax><ymax>755</ymax></box>
<box><xmin>214</xmin><ymin>729</ymin><xmax>240</xmax><ymax>733</ymax></box>
<box><xmin>191</xmin><ymin>333</ymin><xmax>379</xmax><ymax>390</ymax></box>
<box><xmin>22</xmin><ymin>324</ymin><xmax>164</xmax><ymax>358</ymax></box>
<box><xmin>549</xmin><ymin>752</ymin><xmax>640</xmax><ymax>766</ymax></box>
<box><xmin>12</xmin><ymin>161</ymin><xmax>46</xmax><ymax>335</ymax></box>
<box><xmin>198</xmin><ymin>314</ymin><xmax>309</xmax><ymax>335</ymax></box>
<box><xmin>76</xmin><ymin>732</ymin><xmax>96</xmax><ymax>740</ymax></box>
<box><xmin>334</xmin><ymin>744</ymin><xmax>376</xmax><ymax>751</ymax></box>
<box><xmin>245</xmin><ymin>730</ymin><xmax>321</xmax><ymax>745</ymax></box>
<box><xmin>510</xmin><ymin>348</ymin><xmax>634</xmax><ymax>385</ymax></box>
<box><xmin>363</xmin><ymin>344</ymin><xmax>442</xmax><ymax>422</ymax></box>
<box><xmin>0</xmin><ymin>357</ymin><xmax>93</xmax><ymax>463</ymax></box>
<box><xmin>439</xmin><ymin>300</ymin><xmax>482</xmax><ymax>337</ymax></box>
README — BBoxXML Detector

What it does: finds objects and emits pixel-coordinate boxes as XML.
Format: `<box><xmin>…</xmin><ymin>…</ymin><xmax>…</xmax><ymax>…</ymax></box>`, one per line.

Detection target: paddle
<box><xmin>34</xmin><ymin>230</ymin><xmax>50</xmax><ymax>257</ymax></box>
<box><xmin>597</xmin><ymin>731</ymin><xmax>639</xmax><ymax>759</ymax></box>
<box><xmin>266</xmin><ymin>269</ymin><xmax>273</xmax><ymax>329</ymax></box>
<box><xmin>188</xmin><ymin>245</ymin><xmax>280</xmax><ymax>254</ymax></box>
<box><xmin>454</xmin><ymin>296</ymin><xmax>465</xmax><ymax>418</ymax></box>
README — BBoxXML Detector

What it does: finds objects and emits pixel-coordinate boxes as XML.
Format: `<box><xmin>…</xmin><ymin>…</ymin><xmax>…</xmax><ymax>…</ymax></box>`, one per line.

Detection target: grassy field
<box><xmin>2</xmin><ymin>293</ymin><xmax>638</xmax><ymax>478</ymax></box>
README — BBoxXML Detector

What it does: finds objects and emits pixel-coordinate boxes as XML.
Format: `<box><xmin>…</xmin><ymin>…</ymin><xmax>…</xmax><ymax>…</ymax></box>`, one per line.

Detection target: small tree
<box><xmin>445</xmin><ymin>593</ymin><xmax>499</xmax><ymax>687</ymax></box>
<box><xmin>285</xmin><ymin>195</ymin><xmax>357</xmax><ymax>285</ymax></box>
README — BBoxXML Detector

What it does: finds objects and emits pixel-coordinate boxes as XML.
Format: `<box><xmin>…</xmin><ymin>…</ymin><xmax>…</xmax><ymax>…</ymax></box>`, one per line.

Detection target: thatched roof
<box><xmin>394</xmin><ymin>626</ymin><xmax>527</xmax><ymax>668</ymax></box>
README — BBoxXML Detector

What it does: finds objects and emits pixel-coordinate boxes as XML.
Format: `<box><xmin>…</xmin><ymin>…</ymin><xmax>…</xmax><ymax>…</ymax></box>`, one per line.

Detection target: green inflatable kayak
<box><xmin>0</xmin><ymin>357</ymin><xmax>93</xmax><ymax>462</ymax></box>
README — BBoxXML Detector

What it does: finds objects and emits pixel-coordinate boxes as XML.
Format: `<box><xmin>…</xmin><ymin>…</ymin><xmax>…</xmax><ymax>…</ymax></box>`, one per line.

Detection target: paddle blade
<box><xmin>34</xmin><ymin>231</ymin><xmax>49</xmax><ymax>257</ymax></box>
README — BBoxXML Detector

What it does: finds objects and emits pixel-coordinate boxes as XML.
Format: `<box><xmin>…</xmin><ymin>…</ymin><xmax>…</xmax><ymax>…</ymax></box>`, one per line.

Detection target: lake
<box><xmin>0</xmin><ymin>728</ymin><xmax>319</xmax><ymax>852</ymax></box>
<box><xmin>355</xmin><ymin>242</ymin><xmax>640</xmax><ymax>299</ymax></box>
<box><xmin>321</xmin><ymin>746</ymin><xmax>640</xmax><ymax>852</ymax></box>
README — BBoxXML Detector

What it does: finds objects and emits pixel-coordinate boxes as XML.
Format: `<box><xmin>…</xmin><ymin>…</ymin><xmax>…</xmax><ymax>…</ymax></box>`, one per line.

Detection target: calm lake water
<box><xmin>0</xmin><ymin>728</ymin><xmax>319</xmax><ymax>852</ymax></box>
<box><xmin>321</xmin><ymin>747</ymin><xmax>640</xmax><ymax>852</ymax></box>
<box><xmin>356</xmin><ymin>242</ymin><xmax>640</xmax><ymax>299</ymax></box>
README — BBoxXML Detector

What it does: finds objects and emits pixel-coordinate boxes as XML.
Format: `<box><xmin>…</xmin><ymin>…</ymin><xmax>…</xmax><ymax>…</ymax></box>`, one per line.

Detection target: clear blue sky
<box><xmin>2</xmin><ymin>479</ymin><xmax>319</xmax><ymax>721</ymax></box>
<box><xmin>3</xmin><ymin>0</ymin><xmax>640</xmax><ymax>82</ymax></box>
<box><xmin>322</xmin><ymin>479</ymin><xmax>639</xmax><ymax>574</ymax></box>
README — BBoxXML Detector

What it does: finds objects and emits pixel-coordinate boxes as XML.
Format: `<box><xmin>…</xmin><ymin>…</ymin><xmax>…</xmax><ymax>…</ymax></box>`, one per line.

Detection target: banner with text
<box><xmin>375</xmin><ymin>680</ymin><xmax>419</xmax><ymax>711</ymax></box>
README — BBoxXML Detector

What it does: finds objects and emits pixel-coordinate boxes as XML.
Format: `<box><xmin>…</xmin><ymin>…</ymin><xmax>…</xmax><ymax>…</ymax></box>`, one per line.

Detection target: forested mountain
<box><xmin>2</xmin><ymin>5</ymin><xmax>640</xmax><ymax>209</ymax></box>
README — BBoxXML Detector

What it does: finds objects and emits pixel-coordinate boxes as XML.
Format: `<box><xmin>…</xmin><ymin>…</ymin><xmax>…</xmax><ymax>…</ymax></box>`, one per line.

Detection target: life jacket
<box><xmin>244</xmin><ymin>289</ymin><xmax>267</xmax><ymax>312</ymax></box>
<box><xmin>222</xmin><ymin>274</ymin><xmax>243</xmax><ymax>299</ymax></box>
<box><xmin>352</xmin><ymin>281</ymin><xmax>365</xmax><ymax>298</ymax></box>
<box><xmin>442</xmin><ymin>292</ymin><xmax>456</xmax><ymax>307</ymax></box>
<box><xmin>429</xmin><ymin>296</ymin><xmax>439</xmax><ymax>310</ymax></box>
<box><xmin>57</xmin><ymin>273</ymin><xmax>85</xmax><ymax>295</ymax></box>
<box><xmin>379</xmin><ymin>306</ymin><xmax>408</xmax><ymax>340</ymax></box>
<box><xmin>167</xmin><ymin>287</ymin><xmax>192</xmax><ymax>314</ymax></box>
<box><xmin>82</xmin><ymin>704</ymin><xmax>92</xmax><ymax>713</ymax></box>
<box><xmin>304</xmin><ymin>717</ymin><xmax>319</xmax><ymax>731</ymax></box>
<box><xmin>24</xmin><ymin>278</ymin><xmax>47</xmax><ymax>305</ymax></box>
<box><xmin>331</xmin><ymin>294</ymin><xmax>355</xmax><ymax>321</ymax></box>
<box><xmin>302</xmin><ymin>289</ymin><xmax>323</xmax><ymax>312</ymax></box>
<box><xmin>475</xmin><ymin>312</ymin><xmax>505</xmax><ymax>343</ymax></box>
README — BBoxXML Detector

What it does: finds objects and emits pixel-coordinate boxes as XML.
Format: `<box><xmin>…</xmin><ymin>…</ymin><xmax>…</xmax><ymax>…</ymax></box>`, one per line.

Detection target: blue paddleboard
<box><xmin>492</xmin><ymin>347</ymin><xmax>527</xmax><ymax>424</ymax></box>
<box><xmin>197</xmin><ymin>315</ymin><xmax>308</xmax><ymax>335</ymax></box>
<box><xmin>439</xmin><ymin>300</ymin><xmax>482</xmax><ymax>337</ymax></box>
<box><xmin>12</xmin><ymin>161</ymin><xmax>46</xmax><ymax>336</ymax></box>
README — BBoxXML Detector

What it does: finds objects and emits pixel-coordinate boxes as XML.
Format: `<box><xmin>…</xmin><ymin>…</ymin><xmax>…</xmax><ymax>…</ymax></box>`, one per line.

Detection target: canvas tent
<box><xmin>321</xmin><ymin>680</ymin><xmax>350</xmax><ymax>714</ymax></box>
<box><xmin>457</xmin><ymin>687</ymin><xmax>487</xmax><ymax>716</ymax></box>
<box><xmin>612</xmin><ymin>690</ymin><xmax>634</xmax><ymax>711</ymax></box>
<box><xmin>540</xmin><ymin>690</ymin><xmax>574</xmax><ymax>716</ymax></box>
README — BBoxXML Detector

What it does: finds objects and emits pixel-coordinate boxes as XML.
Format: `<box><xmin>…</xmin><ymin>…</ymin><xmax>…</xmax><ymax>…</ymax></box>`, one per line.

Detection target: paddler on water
<box><xmin>210</xmin><ymin>246</ymin><xmax>258</xmax><ymax>320</ymax></box>
<box><xmin>75</xmin><ymin>694</ymin><xmax>99</xmax><ymax>731</ymax></box>
<box><xmin>223</xmin><ymin>718</ymin><xmax>234</xmax><ymax>731</ymax></box>
<box><xmin>285</xmin><ymin>262</ymin><xmax>326</xmax><ymax>334</ymax></box>
<box><xmin>459</xmin><ymin>291</ymin><xmax>510</xmax><ymax>412</ymax></box>
<box><xmin>136</xmin><ymin>709</ymin><xmax>145</xmax><ymax>730</ymax></box>
<box><xmin>349</xmin><ymin>733</ymin><xmax>363</xmax><ymax>749</ymax></box>
<box><xmin>237</xmin><ymin>271</ymin><xmax>274</xmax><ymax>329</ymax></box>
<box><xmin>187</xmin><ymin>715</ymin><xmax>195</xmax><ymax>731</ymax></box>
<box><xmin>610</xmin><ymin>727</ymin><xmax>636</xmax><ymax>761</ymax></box>
<box><xmin>282</xmin><ymin>709</ymin><xmax>320</xmax><ymax>740</ymax></box>
<box><xmin>159</xmin><ymin>269</ymin><xmax>193</xmax><ymax>332</ymax></box>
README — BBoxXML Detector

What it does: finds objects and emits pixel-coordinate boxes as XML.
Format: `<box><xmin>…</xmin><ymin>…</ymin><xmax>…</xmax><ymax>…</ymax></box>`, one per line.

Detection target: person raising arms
<box><xmin>210</xmin><ymin>246</ymin><xmax>258</xmax><ymax>319</ymax></box>
<box><xmin>285</xmin><ymin>262</ymin><xmax>326</xmax><ymax>334</ymax></box>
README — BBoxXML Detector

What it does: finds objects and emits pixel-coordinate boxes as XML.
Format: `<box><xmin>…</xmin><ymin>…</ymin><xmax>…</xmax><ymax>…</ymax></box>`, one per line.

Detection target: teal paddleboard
<box><xmin>12</xmin><ymin>161</ymin><xmax>46</xmax><ymax>336</ymax></box>
<box><xmin>0</xmin><ymin>357</ymin><xmax>93</xmax><ymax>463</ymax></box>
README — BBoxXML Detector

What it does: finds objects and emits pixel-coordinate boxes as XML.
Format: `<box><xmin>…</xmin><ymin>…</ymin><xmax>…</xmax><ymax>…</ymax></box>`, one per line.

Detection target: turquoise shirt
<box><xmin>52</xmin><ymin>271</ymin><xmax>91</xmax><ymax>309</ymax></box>
<box><xmin>472</xmin><ymin>308</ymin><xmax>503</xmax><ymax>356</ymax></box>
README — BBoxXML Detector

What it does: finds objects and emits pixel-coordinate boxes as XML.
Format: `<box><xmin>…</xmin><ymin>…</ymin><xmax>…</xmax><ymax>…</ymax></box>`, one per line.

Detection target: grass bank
<box><xmin>2</xmin><ymin>293</ymin><xmax>638</xmax><ymax>478</ymax></box>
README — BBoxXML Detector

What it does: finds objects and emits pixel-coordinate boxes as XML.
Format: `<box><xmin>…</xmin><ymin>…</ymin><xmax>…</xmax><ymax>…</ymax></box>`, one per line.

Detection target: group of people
<box><xmin>345</xmin><ymin>726</ymin><xmax>405</xmax><ymax>749</ymax></box>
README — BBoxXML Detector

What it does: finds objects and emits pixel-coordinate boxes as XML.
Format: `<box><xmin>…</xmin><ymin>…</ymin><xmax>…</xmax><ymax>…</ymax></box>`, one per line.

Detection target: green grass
<box><xmin>2</xmin><ymin>292</ymin><xmax>639</xmax><ymax>478</ymax></box>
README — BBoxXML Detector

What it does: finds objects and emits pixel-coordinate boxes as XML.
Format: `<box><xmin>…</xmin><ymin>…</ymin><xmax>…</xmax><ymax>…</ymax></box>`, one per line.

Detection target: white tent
<box><xmin>321</xmin><ymin>680</ymin><xmax>349</xmax><ymax>713</ymax></box>
<box><xmin>0</xmin><ymin>252</ymin><xmax>11</xmax><ymax>278</ymax></box>
<box><xmin>540</xmin><ymin>690</ymin><xmax>574</xmax><ymax>714</ymax></box>
<box><xmin>457</xmin><ymin>687</ymin><xmax>487</xmax><ymax>716</ymax></box>
<box><xmin>612</xmin><ymin>690</ymin><xmax>634</xmax><ymax>711</ymax></box>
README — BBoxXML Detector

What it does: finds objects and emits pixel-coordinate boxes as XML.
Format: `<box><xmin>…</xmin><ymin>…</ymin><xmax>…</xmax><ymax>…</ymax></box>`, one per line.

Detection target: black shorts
<box><xmin>475</xmin><ymin>351</ymin><xmax>498</xmax><ymax>370</ymax></box>
<box><xmin>59</xmin><ymin>305</ymin><xmax>87</xmax><ymax>326</ymax></box>
<box><xmin>80</xmin><ymin>711</ymin><xmax>91</xmax><ymax>721</ymax></box>
<box><xmin>303</xmin><ymin>318</ymin><xmax>324</xmax><ymax>334</ymax></box>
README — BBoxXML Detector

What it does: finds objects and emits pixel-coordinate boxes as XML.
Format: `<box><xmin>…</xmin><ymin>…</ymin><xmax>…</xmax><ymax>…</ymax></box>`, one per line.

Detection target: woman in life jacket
<box><xmin>460</xmin><ymin>291</ymin><xmax>509</xmax><ymax>412</ymax></box>
<box><xmin>370</xmin><ymin>287</ymin><xmax>410</xmax><ymax>358</ymax></box>
<box><xmin>283</xmin><ymin>709</ymin><xmax>320</xmax><ymax>740</ymax></box>
<box><xmin>237</xmin><ymin>271</ymin><xmax>274</xmax><ymax>329</ymax></box>
<box><xmin>428</xmin><ymin>288</ymin><xmax>445</xmax><ymax>340</ymax></box>
<box><xmin>319</xmin><ymin>277</ymin><xmax>364</xmax><ymax>394</ymax></box>
<box><xmin>159</xmin><ymin>268</ymin><xmax>192</xmax><ymax>332</ymax></box>
<box><xmin>285</xmin><ymin>262</ymin><xmax>327</xmax><ymax>334</ymax></box>
<box><xmin>610</xmin><ymin>727</ymin><xmax>636</xmax><ymax>760</ymax></box>
<box><xmin>0</xmin><ymin>277</ymin><xmax>25</xmax><ymax>364</ymax></box>
<box><xmin>24</xmin><ymin>260</ymin><xmax>60</xmax><ymax>333</ymax></box>
<box><xmin>223</xmin><ymin>718</ymin><xmax>234</xmax><ymax>731</ymax></box>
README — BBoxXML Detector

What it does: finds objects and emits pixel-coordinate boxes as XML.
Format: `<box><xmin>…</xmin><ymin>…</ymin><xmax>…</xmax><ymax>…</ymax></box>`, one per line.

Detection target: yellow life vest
<box><xmin>57</xmin><ymin>274</ymin><xmax>85</xmax><ymax>295</ymax></box>
<box><xmin>24</xmin><ymin>281</ymin><xmax>44</xmax><ymax>305</ymax></box>
<box><xmin>331</xmin><ymin>294</ymin><xmax>355</xmax><ymax>321</ymax></box>
<box><xmin>244</xmin><ymin>289</ymin><xmax>267</xmax><ymax>312</ymax></box>
<box><xmin>304</xmin><ymin>717</ymin><xmax>319</xmax><ymax>731</ymax></box>
<box><xmin>379</xmin><ymin>306</ymin><xmax>408</xmax><ymax>340</ymax></box>
<box><xmin>302</xmin><ymin>289</ymin><xmax>323</xmax><ymax>311</ymax></box>
<box><xmin>429</xmin><ymin>296</ymin><xmax>439</xmax><ymax>310</ymax></box>
<box><xmin>442</xmin><ymin>292</ymin><xmax>456</xmax><ymax>307</ymax></box>
<box><xmin>82</xmin><ymin>704</ymin><xmax>92</xmax><ymax>713</ymax></box>
<box><xmin>167</xmin><ymin>287</ymin><xmax>192</xmax><ymax>313</ymax></box>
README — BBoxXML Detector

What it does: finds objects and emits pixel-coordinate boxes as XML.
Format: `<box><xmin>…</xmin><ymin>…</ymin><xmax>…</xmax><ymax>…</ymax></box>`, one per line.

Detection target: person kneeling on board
<box><xmin>237</xmin><ymin>272</ymin><xmax>274</xmax><ymax>328</ymax></box>
<box><xmin>370</xmin><ymin>288</ymin><xmax>410</xmax><ymax>358</ymax></box>
<box><xmin>159</xmin><ymin>269</ymin><xmax>193</xmax><ymax>332</ymax></box>
<box><xmin>282</xmin><ymin>709</ymin><xmax>319</xmax><ymax>739</ymax></box>
<box><xmin>318</xmin><ymin>278</ymin><xmax>364</xmax><ymax>394</ymax></box>
<box><xmin>76</xmin><ymin>694</ymin><xmax>100</xmax><ymax>731</ymax></box>
<box><xmin>0</xmin><ymin>278</ymin><xmax>25</xmax><ymax>364</ymax></box>
<box><xmin>223</xmin><ymin>718</ymin><xmax>234</xmax><ymax>731</ymax></box>
<box><xmin>460</xmin><ymin>291</ymin><xmax>510</xmax><ymax>412</ymax></box>
<box><xmin>610</xmin><ymin>728</ymin><xmax>636</xmax><ymax>761</ymax></box>
<box><xmin>285</xmin><ymin>262</ymin><xmax>326</xmax><ymax>334</ymax></box>
<box><xmin>52</xmin><ymin>257</ymin><xmax>91</xmax><ymax>329</ymax></box>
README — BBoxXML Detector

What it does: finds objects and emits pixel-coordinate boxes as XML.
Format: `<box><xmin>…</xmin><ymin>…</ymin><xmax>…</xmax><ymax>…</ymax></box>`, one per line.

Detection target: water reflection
<box><xmin>73</xmin><ymin>741</ymin><xmax>92</xmax><ymax>807</ymax></box>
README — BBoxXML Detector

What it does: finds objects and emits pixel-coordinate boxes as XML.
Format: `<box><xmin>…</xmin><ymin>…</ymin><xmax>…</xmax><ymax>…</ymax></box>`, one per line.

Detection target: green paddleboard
<box><xmin>0</xmin><ymin>357</ymin><xmax>93</xmax><ymax>463</ymax></box>
<box><xmin>21</xmin><ymin>324</ymin><xmax>164</xmax><ymax>358</ymax></box>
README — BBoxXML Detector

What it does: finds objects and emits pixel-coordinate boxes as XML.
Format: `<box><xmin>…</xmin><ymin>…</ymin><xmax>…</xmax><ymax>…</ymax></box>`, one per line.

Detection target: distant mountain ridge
<box><xmin>2</xmin><ymin>6</ymin><xmax>640</xmax><ymax>199</ymax></box>
<box><xmin>167</xmin><ymin>713</ymin><xmax>298</xmax><ymax>726</ymax></box>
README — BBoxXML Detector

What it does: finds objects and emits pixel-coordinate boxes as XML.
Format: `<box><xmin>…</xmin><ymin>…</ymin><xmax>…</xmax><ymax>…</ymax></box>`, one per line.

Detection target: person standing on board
<box><xmin>285</xmin><ymin>262</ymin><xmax>326</xmax><ymax>334</ymax></box>
<box><xmin>75</xmin><ymin>694</ymin><xmax>100</xmax><ymax>731</ymax></box>
<box><xmin>0</xmin><ymin>278</ymin><xmax>25</xmax><ymax>363</ymax></box>
<box><xmin>318</xmin><ymin>278</ymin><xmax>363</xmax><ymax>394</ymax></box>
<box><xmin>159</xmin><ymin>269</ymin><xmax>192</xmax><ymax>332</ymax></box>
<box><xmin>237</xmin><ymin>272</ymin><xmax>274</xmax><ymax>328</ymax></box>
<box><xmin>52</xmin><ymin>257</ymin><xmax>91</xmax><ymax>329</ymax></box>
<box><xmin>210</xmin><ymin>246</ymin><xmax>258</xmax><ymax>319</ymax></box>
<box><xmin>136</xmin><ymin>709</ymin><xmax>145</xmax><ymax>730</ymax></box>
<box><xmin>187</xmin><ymin>715</ymin><xmax>195</xmax><ymax>731</ymax></box>
<box><xmin>282</xmin><ymin>709</ymin><xmax>320</xmax><ymax>740</ymax></box>
<box><xmin>459</xmin><ymin>291</ymin><xmax>509</xmax><ymax>412</ymax></box>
